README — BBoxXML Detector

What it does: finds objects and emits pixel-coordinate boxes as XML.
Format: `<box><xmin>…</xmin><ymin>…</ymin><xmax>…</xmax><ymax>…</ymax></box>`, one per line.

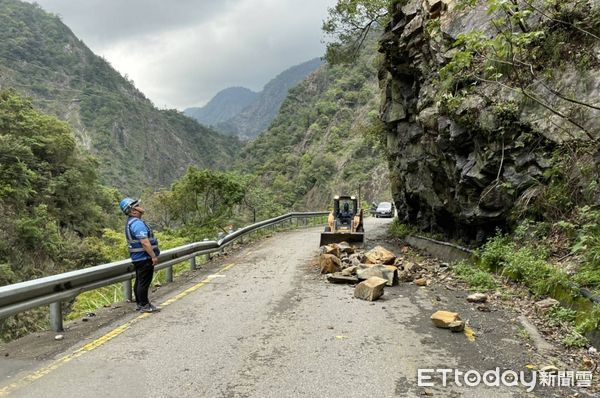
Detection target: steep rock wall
<box><xmin>378</xmin><ymin>0</ymin><xmax>599</xmax><ymax>242</ymax></box>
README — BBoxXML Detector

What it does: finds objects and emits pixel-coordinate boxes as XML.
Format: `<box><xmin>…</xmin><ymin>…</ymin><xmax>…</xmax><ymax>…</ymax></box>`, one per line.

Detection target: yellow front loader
<box><xmin>319</xmin><ymin>195</ymin><xmax>364</xmax><ymax>246</ymax></box>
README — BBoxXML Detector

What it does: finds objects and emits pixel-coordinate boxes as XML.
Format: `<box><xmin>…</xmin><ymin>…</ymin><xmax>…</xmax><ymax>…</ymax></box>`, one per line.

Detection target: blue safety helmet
<box><xmin>119</xmin><ymin>197</ymin><xmax>140</xmax><ymax>215</ymax></box>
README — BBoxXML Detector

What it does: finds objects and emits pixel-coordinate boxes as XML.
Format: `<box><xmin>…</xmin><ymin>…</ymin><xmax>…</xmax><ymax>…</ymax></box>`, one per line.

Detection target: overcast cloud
<box><xmin>27</xmin><ymin>0</ymin><xmax>336</xmax><ymax>109</ymax></box>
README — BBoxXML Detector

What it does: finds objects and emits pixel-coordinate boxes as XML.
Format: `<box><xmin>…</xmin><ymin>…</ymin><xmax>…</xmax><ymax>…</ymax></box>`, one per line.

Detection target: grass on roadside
<box><xmin>388</xmin><ymin>219</ymin><xmax>413</xmax><ymax>239</ymax></box>
<box><xmin>452</xmin><ymin>260</ymin><xmax>498</xmax><ymax>292</ymax></box>
<box><xmin>460</xmin><ymin>233</ymin><xmax>600</xmax><ymax>347</ymax></box>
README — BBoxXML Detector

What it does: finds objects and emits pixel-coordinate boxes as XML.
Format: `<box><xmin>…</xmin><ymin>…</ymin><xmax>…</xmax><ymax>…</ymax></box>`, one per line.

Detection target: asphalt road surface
<box><xmin>0</xmin><ymin>218</ymin><xmax>579</xmax><ymax>397</ymax></box>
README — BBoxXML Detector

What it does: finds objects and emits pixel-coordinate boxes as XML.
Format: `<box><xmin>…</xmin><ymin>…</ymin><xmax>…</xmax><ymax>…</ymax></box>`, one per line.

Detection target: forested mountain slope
<box><xmin>0</xmin><ymin>0</ymin><xmax>240</xmax><ymax>194</ymax></box>
<box><xmin>236</xmin><ymin>40</ymin><xmax>388</xmax><ymax>210</ymax></box>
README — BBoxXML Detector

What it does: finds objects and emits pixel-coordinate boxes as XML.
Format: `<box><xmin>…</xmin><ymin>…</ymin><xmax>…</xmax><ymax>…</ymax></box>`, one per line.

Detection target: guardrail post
<box><xmin>166</xmin><ymin>266</ymin><xmax>173</xmax><ymax>283</ymax></box>
<box><xmin>49</xmin><ymin>301</ymin><xmax>63</xmax><ymax>332</ymax></box>
<box><xmin>203</xmin><ymin>238</ymin><xmax>212</xmax><ymax>260</ymax></box>
<box><xmin>190</xmin><ymin>256</ymin><xmax>197</xmax><ymax>271</ymax></box>
<box><xmin>218</xmin><ymin>233</ymin><xmax>224</xmax><ymax>254</ymax></box>
<box><xmin>123</xmin><ymin>279</ymin><xmax>132</xmax><ymax>301</ymax></box>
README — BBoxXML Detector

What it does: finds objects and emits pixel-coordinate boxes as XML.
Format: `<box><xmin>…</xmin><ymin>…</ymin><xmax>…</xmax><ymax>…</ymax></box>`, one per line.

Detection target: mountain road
<box><xmin>0</xmin><ymin>218</ymin><xmax>576</xmax><ymax>397</ymax></box>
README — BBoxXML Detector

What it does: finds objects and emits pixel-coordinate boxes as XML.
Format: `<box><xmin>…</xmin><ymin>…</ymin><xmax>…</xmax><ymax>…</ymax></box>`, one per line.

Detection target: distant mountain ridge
<box><xmin>185</xmin><ymin>57</ymin><xmax>323</xmax><ymax>140</ymax></box>
<box><xmin>184</xmin><ymin>86</ymin><xmax>258</xmax><ymax>127</ymax></box>
<box><xmin>0</xmin><ymin>0</ymin><xmax>240</xmax><ymax>194</ymax></box>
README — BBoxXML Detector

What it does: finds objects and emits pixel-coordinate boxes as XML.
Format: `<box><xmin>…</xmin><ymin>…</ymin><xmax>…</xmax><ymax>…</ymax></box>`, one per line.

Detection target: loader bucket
<box><xmin>319</xmin><ymin>231</ymin><xmax>364</xmax><ymax>247</ymax></box>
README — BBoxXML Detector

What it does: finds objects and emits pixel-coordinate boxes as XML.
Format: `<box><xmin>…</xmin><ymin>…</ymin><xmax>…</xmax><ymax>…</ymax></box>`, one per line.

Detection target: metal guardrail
<box><xmin>0</xmin><ymin>211</ymin><xmax>328</xmax><ymax>332</ymax></box>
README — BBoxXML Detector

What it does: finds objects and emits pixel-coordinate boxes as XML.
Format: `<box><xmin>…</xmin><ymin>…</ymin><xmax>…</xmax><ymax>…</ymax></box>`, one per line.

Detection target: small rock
<box><xmin>341</xmin><ymin>265</ymin><xmax>358</xmax><ymax>276</ymax></box>
<box><xmin>86</xmin><ymin>312</ymin><xmax>96</xmax><ymax>317</ymax></box>
<box><xmin>415</xmin><ymin>277</ymin><xmax>428</xmax><ymax>286</ymax></box>
<box><xmin>534</xmin><ymin>298</ymin><xmax>559</xmax><ymax>310</ymax></box>
<box><xmin>431</xmin><ymin>311</ymin><xmax>461</xmax><ymax>328</ymax></box>
<box><xmin>349</xmin><ymin>252</ymin><xmax>366</xmax><ymax>263</ymax></box>
<box><xmin>582</xmin><ymin>356</ymin><xmax>594</xmax><ymax>369</ymax></box>
<box><xmin>354</xmin><ymin>277</ymin><xmax>387</xmax><ymax>301</ymax></box>
<box><xmin>448</xmin><ymin>320</ymin><xmax>465</xmax><ymax>332</ymax></box>
<box><xmin>398</xmin><ymin>270</ymin><xmax>415</xmax><ymax>282</ymax></box>
<box><xmin>54</xmin><ymin>334</ymin><xmax>64</xmax><ymax>341</ymax></box>
<box><xmin>327</xmin><ymin>273</ymin><xmax>359</xmax><ymax>284</ymax></box>
<box><xmin>467</xmin><ymin>293</ymin><xmax>488</xmax><ymax>303</ymax></box>
<box><xmin>589</xmin><ymin>346</ymin><xmax>597</xmax><ymax>355</ymax></box>
<box><xmin>154</xmin><ymin>282</ymin><xmax>162</xmax><ymax>287</ymax></box>
<box><xmin>476</xmin><ymin>304</ymin><xmax>491</xmax><ymax>312</ymax></box>
<box><xmin>402</xmin><ymin>262</ymin><xmax>421</xmax><ymax>273</ymax></box>
<box><xmin>423</xmin><ymin>388</ymin><xmax>434</xmax><ymax>396</ymax></box>
<box><xmin>540</xmin><ymin>365</ymin><xmax>558</xmax><ymax>374</ymax></box>
<box><xmin>337</xmin><ymin>241</ymin><xmax>355</xmax><ymax>254</ymax></box>
<box><xmin>82</xmin><ymin>318</ymin><xmax>88</xmax><ymax>322</ymax></box>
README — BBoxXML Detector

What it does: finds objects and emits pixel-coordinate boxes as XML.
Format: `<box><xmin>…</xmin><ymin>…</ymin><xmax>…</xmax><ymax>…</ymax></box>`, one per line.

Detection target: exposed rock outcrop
<box><xmin>378</xmin><ymin>0</ymin><xmax>599</xmax><ymax>242</ymax></box>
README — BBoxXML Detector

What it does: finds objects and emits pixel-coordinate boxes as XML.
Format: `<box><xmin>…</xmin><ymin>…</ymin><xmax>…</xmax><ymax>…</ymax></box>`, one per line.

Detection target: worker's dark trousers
<box><xmin>133</xmin><ymin>259</ymin><xmax>154</xmax><ymax>306</ymax></box>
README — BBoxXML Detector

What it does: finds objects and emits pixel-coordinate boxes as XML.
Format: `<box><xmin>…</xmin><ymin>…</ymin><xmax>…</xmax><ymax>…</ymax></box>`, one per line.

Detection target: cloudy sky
<box><xmin>27</xmin><ymin>0</ymin><xmax>337</xmax><ymax>109</ymax></box>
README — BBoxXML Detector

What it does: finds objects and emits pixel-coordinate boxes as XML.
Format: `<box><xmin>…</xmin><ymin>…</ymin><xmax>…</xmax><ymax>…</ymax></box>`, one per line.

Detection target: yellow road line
<box><xmin>0</xmin><ymin>262</ymin><xmax>237</xmax><ymax>396</ymax></box>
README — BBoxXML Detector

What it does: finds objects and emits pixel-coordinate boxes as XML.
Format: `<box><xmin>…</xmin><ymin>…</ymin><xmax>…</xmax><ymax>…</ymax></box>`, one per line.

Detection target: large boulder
<box><xmin>365</xmin><ymin>246</ymin><xmax>397</xmax><ymax>265</ymax></box>
<box><xmin>356</xmin><ymin>264</ymin><xmax>398</xmax><ymax>286</ymax></box>
<box><xmin>320</xmin><ymin>244</ymin><xmax>341</xmax><ymax>258</ymax></box>
<box><xmin>319</xmin><ymin>254</ymin><xmax>342</xmax><ymax>274</ymax></box>
<box><xmin>354</xmin><ymin>277</ymin><xmax>388</xmax><ymax>301</ymax></box>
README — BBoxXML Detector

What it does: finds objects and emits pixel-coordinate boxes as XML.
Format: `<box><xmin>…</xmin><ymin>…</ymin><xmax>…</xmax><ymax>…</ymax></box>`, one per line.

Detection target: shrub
<box><xmin>453</xmin><ymin>260</ymin><xmax>498</xmax><ymax>292</ymax></box>
<box><xmin>389</xmin><ymin>219</ymin><xmax>412</xmax><ymax>239</ymax></box>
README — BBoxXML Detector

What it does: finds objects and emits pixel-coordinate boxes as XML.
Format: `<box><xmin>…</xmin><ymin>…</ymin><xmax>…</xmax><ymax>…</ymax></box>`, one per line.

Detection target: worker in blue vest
<box><xmin>120</xmin><ymin>197</ymin><xmax>161</xmax><ymax>313</ymax></box>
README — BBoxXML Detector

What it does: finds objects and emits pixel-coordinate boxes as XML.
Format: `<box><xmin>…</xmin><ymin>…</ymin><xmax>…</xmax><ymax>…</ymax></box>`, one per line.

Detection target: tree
<box><xmin>322</xmin><ymin>0</ymin><xmax>392</xmax><ymax>64</ymax></box>
<box><xmin>167</xmin><ymin>167</ymin><xmax>246</xmax><ymax>235</ymax></box>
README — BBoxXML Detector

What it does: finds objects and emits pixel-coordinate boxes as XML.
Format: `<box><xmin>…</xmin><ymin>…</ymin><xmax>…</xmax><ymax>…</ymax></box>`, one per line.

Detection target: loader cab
<box><xmin>334</xmin><ymin>197</ymin><xmax>357</xmax><ymax>224</ymax></box>
<box><xmin>320</xmin><ymin>195</ymin><xmax>365</xmax><ymax>246</ymax></box>
<box><xmin>332</xmin><ymin>195</ymin><xmax>359</xmax><ymax>229</ymax></box>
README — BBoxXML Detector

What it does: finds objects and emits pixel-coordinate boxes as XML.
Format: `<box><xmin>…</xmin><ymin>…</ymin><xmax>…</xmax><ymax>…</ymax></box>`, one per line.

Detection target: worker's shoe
<box><xmin>139</xmin><ymin>303</ymin><xmax>160</xmax><ymax>313</ymax></box>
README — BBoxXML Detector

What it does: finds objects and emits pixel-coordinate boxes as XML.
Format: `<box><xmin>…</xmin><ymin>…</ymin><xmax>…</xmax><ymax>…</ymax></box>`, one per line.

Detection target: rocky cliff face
<box><xmin>378</xmin><ymin>0</ymin><xmax>599</xmax><ymax>242</ymax></box>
